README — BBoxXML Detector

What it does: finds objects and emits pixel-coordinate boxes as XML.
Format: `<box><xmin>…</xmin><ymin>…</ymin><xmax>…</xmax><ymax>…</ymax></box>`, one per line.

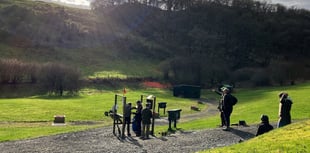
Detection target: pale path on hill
<box><xmin>155</xmin><ymin>98</ymin><xmax>219</xmax><ymax>125</ymax></box>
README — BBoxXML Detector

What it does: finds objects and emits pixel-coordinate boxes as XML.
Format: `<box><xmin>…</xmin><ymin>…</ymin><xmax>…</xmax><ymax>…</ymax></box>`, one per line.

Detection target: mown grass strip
<box><xmin>199</xmin><ymin>119</ymin><xmax>310</xmax><ymax>153</ymax></box>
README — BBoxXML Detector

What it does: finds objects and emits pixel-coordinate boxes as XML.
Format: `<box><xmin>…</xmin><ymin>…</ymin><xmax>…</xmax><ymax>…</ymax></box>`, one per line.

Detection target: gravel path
<box><xmin>0</xmin><ymin>125</ymin><xmax>257</xmax><ymax>153</ymax></box>
<box><xmin>0</xmin><ymin>100</ymin><xmax>258</xmax><ymax>153</ymax></box>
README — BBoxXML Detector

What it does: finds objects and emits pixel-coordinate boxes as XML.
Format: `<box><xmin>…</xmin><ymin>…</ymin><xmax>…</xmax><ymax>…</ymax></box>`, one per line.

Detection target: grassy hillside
<box><xmin>0</xmin><ymin>0</ymin><xmax>164</xmax><ymax>78</ymax></box>
<box><xmin>1</xmin><ymin>0</ymin><xmax>310</xmax><ymax>86</ymax></box>
<box><xmin>201</xmin><ymin>119</ymin><xmax>310</xmax><ymax>153</ymax></box>
<box><xmin>155</xmin><ymin>81</ymin><xmax>310</xmax><ymax>132</ymax></box>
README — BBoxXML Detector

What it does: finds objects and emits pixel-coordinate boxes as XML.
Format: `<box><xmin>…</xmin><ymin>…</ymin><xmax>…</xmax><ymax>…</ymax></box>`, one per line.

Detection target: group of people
<box><xmin>214</xmin><ymin>87</ymin><xmax>293</xmax><ymax>136</ymax></box>
<box><xmin>117</xmin><ymin>87</ymin><xmax>293</xmax><ymax>139</ymax></box>
<box><xmin>124</xmin><ymin>100</ymin><xmax>153</xmax><ymax>139</ymax></box>
<box><xmin>256</xmin><ymin>92</ymin><xmax>293</xmax><ymax>136</ymax></box>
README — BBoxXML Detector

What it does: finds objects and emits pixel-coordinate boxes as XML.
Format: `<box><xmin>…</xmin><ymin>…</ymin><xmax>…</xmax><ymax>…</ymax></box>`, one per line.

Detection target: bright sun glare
<box><xmin>52</xmin><ymin>0</ymin><xmax>309</xmax><ymax>10</ymax></box>
<box><xmin>50</xmin><ymin>0</ymin><xmax>90</xmax><ymax>6</ymax></box>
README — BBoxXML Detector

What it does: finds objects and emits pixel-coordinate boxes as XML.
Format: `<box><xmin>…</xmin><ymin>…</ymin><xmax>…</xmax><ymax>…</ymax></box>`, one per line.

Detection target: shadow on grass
<box><xmin>33</xmin><ymin>94</ymin><xmax>83</xmax><ymax>100</ymax></box>
<box><xmin>230</xmin><ymin>128</ymin><xmax>255</xmax><ymax>140</ymax></box>
<box><xmin>0</xmin><ymin>84</ymin><xmax>83</xmax><ymax>99</ymax></box>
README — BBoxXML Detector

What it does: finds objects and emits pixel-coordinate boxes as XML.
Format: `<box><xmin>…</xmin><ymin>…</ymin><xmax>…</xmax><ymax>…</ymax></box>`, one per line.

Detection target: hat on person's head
<box><xmin>221</xmin><ymin>87</ymin><xmax>229</xmax><ymax>92</ymax></box>
<box><xmin>278</xmin><ymin>91</ymin><xmax>288</xmax><ymax>98</ymax></box>
<box><xmin>261</xmin><ymin>114</ymin><xmax>269</xmax><ymax>123</ymax></box>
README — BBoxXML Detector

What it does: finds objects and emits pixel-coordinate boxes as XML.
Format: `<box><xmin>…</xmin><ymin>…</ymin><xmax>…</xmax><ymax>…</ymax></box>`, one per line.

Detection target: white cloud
<box><xmin>269</xmin><ymin>0</ymin><xmax>310</xmax><ymax>10</ymax></box>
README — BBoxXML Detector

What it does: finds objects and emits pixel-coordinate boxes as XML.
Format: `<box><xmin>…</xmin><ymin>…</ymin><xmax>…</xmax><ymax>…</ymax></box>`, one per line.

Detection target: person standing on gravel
<box><xmin>221</xmin><ymin>87</ymin><xmax>234</xmax><ymax>131</ymax></box>
<box><xmin>277</xmin><ymin>92</ymin><xmax>293</xmax><ymax>128</ymax></box>
<box><xmin>133</xmin><ymin>100</ymin><xmax>143</xmax><ymax>136</ymax></box>
<box><xmin>213</xmin><ymin>88</ymin><xmax>226</xmax><ymax>127</ymax></box>
<box><xmin>124</xmin><ymin>102</ymin><xmax>133</xmax><ymax>136</ymax></box>
<box><xmin>256</xmin><ymin>114</ymin><xmax>273</xmax><ymax>136</ymax></box>
<box><xmin>141</xmin><ymin>103</ymin><xmax>153</xmax><ymax>139</ymax></box>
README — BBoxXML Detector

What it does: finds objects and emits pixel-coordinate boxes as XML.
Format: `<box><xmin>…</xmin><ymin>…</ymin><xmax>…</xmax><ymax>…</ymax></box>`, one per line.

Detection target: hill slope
<box><xmin>202</xmin><ymin>119</ymin><xmax>310</xmax><ymax>153</ymax></box>
<box><xmin>1</xmin><ymin>0</ymin><xmax>310</xmax><ymax>85</ymax></box>
<box><xmin>0</xmin><ymin>0</ymin><xmax>165</xmax><ymax>77</ymax></box>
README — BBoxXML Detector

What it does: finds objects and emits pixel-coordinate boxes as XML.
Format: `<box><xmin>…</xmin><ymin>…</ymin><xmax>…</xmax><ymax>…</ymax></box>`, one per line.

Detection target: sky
<box><xmin>272</xmin><ymin>0</ymin><xmax>310</xmax><ymax>10</ymax></box>
<box><xmin>46</xmin><ymin>0</ymin><xmax>90</xmax><ymax>6</ymax></box>
<box><xmin>40</xmin><ymin>0</ymin><xmax>310</xmax><ymax>10</ymax></box>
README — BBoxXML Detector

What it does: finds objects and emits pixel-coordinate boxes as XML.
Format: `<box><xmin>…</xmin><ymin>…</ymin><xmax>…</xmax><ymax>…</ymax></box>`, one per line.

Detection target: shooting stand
<box><xmin>111</xmin><ymin>94</ymin><xmax>126</xmax><ymax>139</ymax></box>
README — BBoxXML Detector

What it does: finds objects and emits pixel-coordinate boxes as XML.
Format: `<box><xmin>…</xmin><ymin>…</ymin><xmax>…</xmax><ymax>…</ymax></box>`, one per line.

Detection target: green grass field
<box><xmin>0</xmin><ymin>87</ymin><xmax>204</xmax><ymax>142</ymax></box>
<box><xmin>200</xmin><ymin>119</ymin><xmax>310</xmax><ymax>153</ymax></box>
<box><xmin>164</xmin><ymin>82</ymin><xmax>310</xmax><ymax>131</ymax></box>
<box><xmin>0</xmin><ymin>82</ymin><xmax>309</xmax><ymax>153</ymax></box>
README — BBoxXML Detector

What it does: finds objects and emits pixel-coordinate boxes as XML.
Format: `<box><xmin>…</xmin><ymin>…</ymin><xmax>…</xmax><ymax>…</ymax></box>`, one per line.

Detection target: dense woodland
<box><xmin>1</xmin><ymin>0</ymin><xmax>310</xmax><ymax>95</ymax></box>
<box><xmin>91</xmin><ymin>0</ymin><xmax>310</xmax><ymax>87</ymax></box>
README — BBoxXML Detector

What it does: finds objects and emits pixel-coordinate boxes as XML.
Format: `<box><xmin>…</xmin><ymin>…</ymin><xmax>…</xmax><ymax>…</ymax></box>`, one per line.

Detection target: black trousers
<box><xmin>223</xmin><ymin>109</ymin><xmax>232</xmax><ymax>128</ymax></box>
<box><xmin>124</xmin><ymin>117</ymin><xmax>131</xmax><ymax>134</ymax></box>
<box><xmin>220</xmin><ymin>112</ymin><xmax>226</xmax><ymax>126</ymax></box>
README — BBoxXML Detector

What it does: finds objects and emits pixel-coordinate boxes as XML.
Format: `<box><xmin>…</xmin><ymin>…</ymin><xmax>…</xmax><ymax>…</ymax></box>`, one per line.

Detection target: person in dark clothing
<box><xmin>221</xmin><ymin>87</ymin><xmax>234</xmax><ymax>131</ymax></box>
<box><xmin>277</xmin><ymin>92</ymin><xmax>293</xmax><ymax>128</ymax></box>
<box><xmin>213</xmin><ymin>88</ymin><xmax>226</xmax><ymax>127</ymax></box>
<box><xmin>141</xmin><ymin>103</ymin><xmax>153</xmax><ymax>139</ymax></box>
<box><xmin>133</xmin><ymin>100</ymin><xmax>143</xmax><ymax>136</ymax></box>
<box><xmin>124</xmin><ymin>103</ymin><xmax>132</xmax><ymax>136</ymax></box>
<box><xmin>256</xmin><ymin>114</ymin><xmax>273</xmax><ymax>136</ymax></box>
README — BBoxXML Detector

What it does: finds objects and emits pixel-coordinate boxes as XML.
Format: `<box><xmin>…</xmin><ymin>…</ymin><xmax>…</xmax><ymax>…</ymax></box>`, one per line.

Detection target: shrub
<box><xmin>39</xmin><ymin>63</ymin><xmax>81</xmax><ymax>96</ymax></box>
<box><xmin>0</xmin><ymin>59</ymin><xmax>25</xmax><ymax>84</ymax></box>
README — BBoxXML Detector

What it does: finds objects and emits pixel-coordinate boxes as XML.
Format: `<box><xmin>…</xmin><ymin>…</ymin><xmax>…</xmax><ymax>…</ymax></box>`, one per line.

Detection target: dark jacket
<box><xmin>141</xmin><ymin>108</ymin><xmax>153</xmax><ymax>124</ymax></box>
<box><xmin>279</xmin><ymin>98</ymin><xmax>293</xmax><ymax>118</ymax></box>
<box><xmin>135</xmin><ymin>105</ymin><xmax>143</xmax><ymax>117</ymax></box>
<box><xmin>256</xmin><ymin>122</ymin><xmax>274</xmax><ymax>136</ymax></box>
<box><xmin>124</xmin><ymin>104</ymin><xmax>132</xmax><ymax>118</ymax></box>
<box><xmin>222</xmin><ymin>94</ymin><xmax>233</xmax><ymax>112</ymax></box>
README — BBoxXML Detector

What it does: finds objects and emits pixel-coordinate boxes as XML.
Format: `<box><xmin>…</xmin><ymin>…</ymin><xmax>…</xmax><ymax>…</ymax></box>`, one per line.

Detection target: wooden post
<box><xmin>113</xmin><ymin>94</ymin><xmax>117</xmax><ymax>135</ymax></box>
<box><xmin>121</xmin><ymin>96</ymin><xmax>126</xmax><ymax>139</ymax></box>
<box><xmin>151</xmin><ymin>96</ymin><xmax>156</xmax><ymax>135</ymax></box>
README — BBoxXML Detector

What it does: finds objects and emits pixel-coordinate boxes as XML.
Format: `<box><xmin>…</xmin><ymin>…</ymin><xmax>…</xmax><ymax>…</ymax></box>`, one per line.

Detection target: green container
<box><xmin>168</xmin><ymin>109</ymin><xmax>182</xmax><ymax>120</ymax></box>
<box><xmin>158</xmin><ymin>102</ymin><xmax>167</xmax><ymax>108</ymax></box>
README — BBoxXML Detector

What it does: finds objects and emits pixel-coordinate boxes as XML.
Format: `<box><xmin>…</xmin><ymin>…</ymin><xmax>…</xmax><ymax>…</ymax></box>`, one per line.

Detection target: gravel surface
<box><xmin>0</xmin><ymin>125</ymin><xmax>257</xmax><ymax>153</ymax></box>
<box><xmin>0</xmin><ymin>100</ymin><xmax>258</xmax><ymax>153</ymax></box>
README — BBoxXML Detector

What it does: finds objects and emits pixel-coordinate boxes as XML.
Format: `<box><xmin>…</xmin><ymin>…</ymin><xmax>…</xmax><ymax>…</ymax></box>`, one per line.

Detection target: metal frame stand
<box><xmin>113</xmin><ymin>94</ymin><xmax>126</xmax><ymax>139</ymax></box>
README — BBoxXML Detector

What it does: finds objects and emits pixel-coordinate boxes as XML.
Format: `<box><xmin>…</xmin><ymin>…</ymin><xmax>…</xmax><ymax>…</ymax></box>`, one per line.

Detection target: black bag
<box><xmin>231</xmin><ymin>94</ymin><xmax>238</xmax><ymax>105</ymax></box>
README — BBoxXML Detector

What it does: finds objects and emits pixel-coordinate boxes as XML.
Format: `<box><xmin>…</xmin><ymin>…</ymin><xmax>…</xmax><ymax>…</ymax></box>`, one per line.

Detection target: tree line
<box><xmin>91</xmin><ymin>0</ymin><xmax>193</xmax><ymax>11</ymax></box>
<box><xmin>1</xmin><ymin>0</ymin><xmax>309</xmax><ymax>89</ymax></box>
<box><xmin>91</xmin><ymin>0</ymin><xmax>310</xmax><ymax>87</ymax></box>
<box><xmin>0</xmin><ymin>59</ymin><xmax>81</xmax><ymax>96</ymax></box>
<box><xmin>91</xmin><ymin>0</ymin><xmax>310</xmax><ymax>12</ymax></box>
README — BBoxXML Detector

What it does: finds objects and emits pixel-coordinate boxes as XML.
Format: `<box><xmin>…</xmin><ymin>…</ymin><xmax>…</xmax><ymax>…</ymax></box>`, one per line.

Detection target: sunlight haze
<box><xmin>38</xmin><ymin>0</ymin><xmax>310</xmax><ymax>10</ymax></box>
<box><xmin>39</xmin><ymin>0</ymin><xmax>91</xmax><ymax>6</ymax></box>
<box><xmin>55</xmin><ymin>0</ymin><xmax>309</xmax><ymax>10</ymax></box>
